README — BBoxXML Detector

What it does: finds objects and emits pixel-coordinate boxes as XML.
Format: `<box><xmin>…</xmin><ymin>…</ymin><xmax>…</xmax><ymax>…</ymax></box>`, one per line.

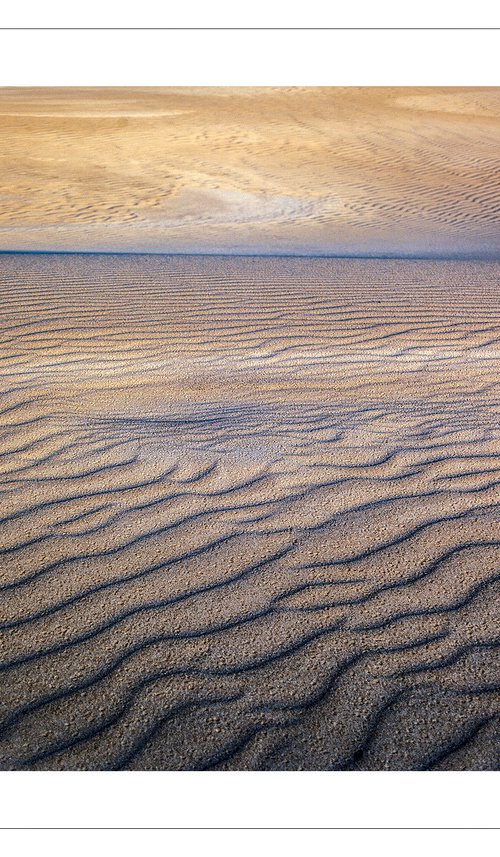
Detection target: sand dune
<box><xmin>0</xmin><ymin>253</ymin><xmax>498</xmax><ymax>770</ymax></box>
<box><xmin>0</xmin><ymin>87</ymin><xmax>499</xmax><ymax>256</ymax></box>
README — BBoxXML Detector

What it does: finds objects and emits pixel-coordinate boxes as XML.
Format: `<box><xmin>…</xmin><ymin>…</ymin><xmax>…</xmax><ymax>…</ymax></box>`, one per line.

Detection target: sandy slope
<box><xmin>0</xmin><ymin>253</ymin><xmax>498</xmax><ymax>770</ymax></box>
<box><xmin>0</xmin><ymin>87</ymin><xmax>499</xmax><ymax>256</ymax></box>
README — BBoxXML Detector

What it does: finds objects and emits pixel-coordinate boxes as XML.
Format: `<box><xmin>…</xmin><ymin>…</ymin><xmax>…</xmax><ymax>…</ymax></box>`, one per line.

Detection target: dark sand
<box><xmin>0</xmin><ymin>253</ymin><xmax>498</xmax><ymax>770</ymax></box>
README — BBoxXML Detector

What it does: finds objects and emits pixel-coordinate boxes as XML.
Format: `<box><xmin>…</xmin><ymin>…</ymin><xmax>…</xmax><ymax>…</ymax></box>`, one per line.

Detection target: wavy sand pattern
<box><xmin>1</xmin><ymin>87</ymin><xmax>499</xmax><ymax>257</ymax></box>
<box><xmin>0</xmin><ymin>252</ymin><xmax>498</xmax><ymax>770</ymax></box>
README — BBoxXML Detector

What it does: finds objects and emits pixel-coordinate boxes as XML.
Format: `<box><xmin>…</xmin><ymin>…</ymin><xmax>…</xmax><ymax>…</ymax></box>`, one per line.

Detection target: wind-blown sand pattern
<box><xmin>0</xmin><ymin>252</ymin><xmax>498</xmax><ymax>770</ymax></box>
<box><xmin>1</xmin><ymin>87</ymin><xmax>500</xmax><ymax>258</ymax></box>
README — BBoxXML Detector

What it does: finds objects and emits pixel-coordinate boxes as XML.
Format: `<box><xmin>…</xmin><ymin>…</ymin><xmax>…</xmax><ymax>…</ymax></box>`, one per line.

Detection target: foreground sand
<box><xmin>0</xmin><ymin>253</ymin><xmax>498</xmax><ymax>770</ymax></box>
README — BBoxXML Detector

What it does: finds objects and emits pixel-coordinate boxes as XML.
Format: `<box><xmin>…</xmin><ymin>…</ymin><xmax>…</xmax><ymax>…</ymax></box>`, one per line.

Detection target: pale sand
<box><xmin>0</xmin><ymin>253</ymin><xmax>498</xmax><ymax>770</ymax></box>
<box><xmin>0</xmin><ymin>87</ymin><xmax>499</xmax><ymax>257</ymax></box>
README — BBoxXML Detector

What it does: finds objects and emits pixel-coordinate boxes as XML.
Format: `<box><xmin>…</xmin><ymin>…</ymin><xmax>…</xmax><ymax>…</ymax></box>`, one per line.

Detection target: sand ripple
<box><xmin>0</xmin><ymin>254</ymin><xmax>498</xmax><ymax>769</ymax></box>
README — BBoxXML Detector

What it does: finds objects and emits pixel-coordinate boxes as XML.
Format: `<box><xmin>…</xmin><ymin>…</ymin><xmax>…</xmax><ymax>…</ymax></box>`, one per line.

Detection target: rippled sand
<box><xmin>0</xmin><ymin>253</ymin><xmax>498</xmax><ymax>770</ymax></box>
<box><xmin>1</xmin><ymin>87</ymin><xmax>499</xmax><ymax>257</ymax></box>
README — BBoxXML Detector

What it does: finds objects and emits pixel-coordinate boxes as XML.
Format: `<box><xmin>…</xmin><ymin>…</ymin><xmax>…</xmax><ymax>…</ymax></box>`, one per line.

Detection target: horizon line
<box><xmin>1</xmin><ymin>249</ymin><xmax>499</xmax><ymax>262</ymax></box>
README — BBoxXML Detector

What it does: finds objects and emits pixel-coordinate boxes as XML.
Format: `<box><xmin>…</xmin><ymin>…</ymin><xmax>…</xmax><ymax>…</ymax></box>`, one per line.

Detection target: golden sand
<box><xmin>0</xmin><ymin>87</ymin><xmax>499</xmax><ymax>256</ymax></box>
<box><xmin>0</xmin><ymin>253</ymin><xmax>498</xmax><ymax>769</ymax></box>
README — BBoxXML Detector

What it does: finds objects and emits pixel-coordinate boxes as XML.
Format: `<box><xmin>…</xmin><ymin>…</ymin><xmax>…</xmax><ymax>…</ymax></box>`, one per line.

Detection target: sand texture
<box><xmin>0</xmin><ymin>253</ymin><xmax>498</xmax><ymax>770</ymax></box>
<box><xmin>0</xmin><ymin>87</ymin><xmax>499</xmax><ymax>257</ymax></box>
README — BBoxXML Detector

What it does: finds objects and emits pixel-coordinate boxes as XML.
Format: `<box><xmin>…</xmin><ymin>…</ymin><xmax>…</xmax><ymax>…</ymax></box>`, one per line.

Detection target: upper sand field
<box><xmin>0</xmin><ymin>253</ymin><xmax>498</xmax><ymax>770</ymax></box>
<box><xmin>0</xmin><ymin>87</ymin><xmax>499</xmax><ymax>257</ymax></box>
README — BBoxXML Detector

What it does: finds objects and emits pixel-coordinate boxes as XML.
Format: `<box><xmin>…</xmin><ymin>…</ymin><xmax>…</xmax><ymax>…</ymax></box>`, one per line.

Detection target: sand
<box><xmin>0</xmin><ymin>87</ymin><xmax>499</xmax><ymax>257</ymax></box>
<box><xmin>0</xmin><ymin>252</ymin><xmax>498</xmax><ymax>770</ymax></box>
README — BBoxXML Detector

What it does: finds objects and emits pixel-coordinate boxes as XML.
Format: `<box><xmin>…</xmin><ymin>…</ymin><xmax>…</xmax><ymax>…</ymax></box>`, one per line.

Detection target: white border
<box><xmin>0</xmin><ymin>771</ymin><xmax>498</xmax><ymax>828</ymax></box>
<box><xmin>1</xmin><ymin>829</ymin><xmax>498</xmax><ymax>857</ymax></box>
<box><xmin>0</xmin><ymin>29</ymin><xmax>499</xmax><ymax>86</ymax></box>
<box><xmin>0</xmin><ymin>2</ymin><xmax>499</xmax><ymax>30</ymax></box>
